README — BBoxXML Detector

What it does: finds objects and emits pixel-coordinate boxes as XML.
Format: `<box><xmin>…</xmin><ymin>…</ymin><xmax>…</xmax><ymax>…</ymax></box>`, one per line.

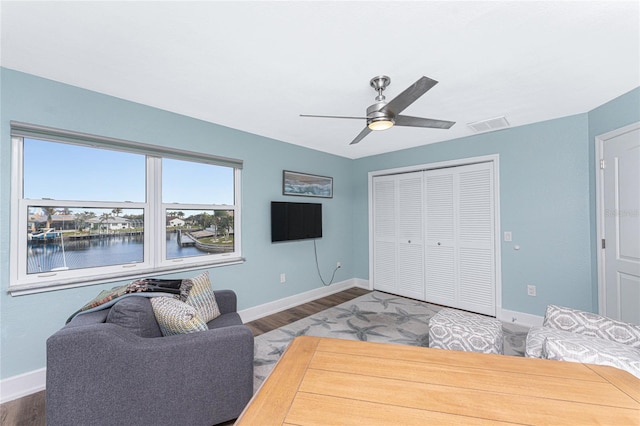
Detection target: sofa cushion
<box><xmin>106</xmin><ymin>297</ymin><xmax>163</xmax><ymax>338</ymax></box>
<box><xmin>150</xmin><ymin>297</ymin><xmax>208</xmax><ymax>336</ymax></box>
<box><xmin>543</xmin><ymin>333</ymin><xmax>640</xmax><ymax>378</ymax></box>
<box><xmin>207</xmin><ymin>312</ymin><xmax>244</xmax><ymax>330</ymax></box>
<box><xmin>185</xmin><ymin>271</ymin><xmax>221</xmax><ymax>323</ymax></box>
<box><xmin>543</xmin><ymin>305</ymin><xmax>640</xmax><ymax>348</ymax></box>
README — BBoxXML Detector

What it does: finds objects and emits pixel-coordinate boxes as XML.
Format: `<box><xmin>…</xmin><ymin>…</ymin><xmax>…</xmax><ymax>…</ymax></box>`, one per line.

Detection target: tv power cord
<box><xmin>313</xmin><ymin>239</ymin><xmax>340</xmax><ymax>286</ymax></box>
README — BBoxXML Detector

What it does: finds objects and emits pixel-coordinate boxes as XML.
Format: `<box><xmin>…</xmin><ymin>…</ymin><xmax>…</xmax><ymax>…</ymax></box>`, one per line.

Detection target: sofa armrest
<box><xmin>213</xmin><ymin>289</ymin><xmax>237</xmax><ymax>314</ymax></box>
<box><xmin>46</xmin><ymin>322</ymin><xmax>254</xmax><ymax>426</ymax></box>
<box><xmin>65</xmin><ymin>309</ymin><xmax>109</xmax><ymax>328</ymax></box>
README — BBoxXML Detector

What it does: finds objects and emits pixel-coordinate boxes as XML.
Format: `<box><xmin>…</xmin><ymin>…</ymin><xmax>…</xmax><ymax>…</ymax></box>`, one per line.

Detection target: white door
<box><xmin>372</xmin><ymin>172</ymin><xmax>425</xmax><ymax>299</ymax></box>
<box><xmin>601</xmin><ymin>125</ymin><xmax>640</xmax><ymax>324</ymax></box>
<box><xmin>424</xmin><ymin>170</ymin><xmax>457</xmax><ymax>307</ymax></box>
<box><xmin>372</xmin><ymin>175</ymin><xmax>397</xmax><ymax>294</ymax></box>
<box><xmin>397</xmin><ymin>172</ymin><xmax>425</xmax><ymax>300</ymax></box>
<box><xmin>425</xmin><ymin>162</ymin><xmax>496</xmax><ymax>316</ymax></box>
<box><xmin>456</xmin><ymin>164</ymin><xmax>496</xmax><ymax>315</ymax></box>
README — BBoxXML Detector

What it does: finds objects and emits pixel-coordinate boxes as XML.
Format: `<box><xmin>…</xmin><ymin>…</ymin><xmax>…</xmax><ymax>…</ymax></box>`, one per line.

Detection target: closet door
<box><xmin>424</xmin><ymin>170</ymin><xmax>457</xmax><ymax>307</ymax></box>
<box><xmin>457</xmin><ymin>163</ymin><xmax>495</xmax><ymax>316</ymax></box>
<box><xmin>372</xmin><ymin>175</ymin><xmax>397</xmax><ymax>294</ymax></box>
<box><xmin>424</xmin><ymin>162</ymin><xmax>495</xmax><ymax>316</ymax></box>
<box><xmin>397</xmin><ymin>173</ymin><xmax>425</xmax><ymax>300</ymax></box>
<box><xmin>372</xmin><ymin>172</ymin><xmax>425</xmax><ymax>299</ymax></box>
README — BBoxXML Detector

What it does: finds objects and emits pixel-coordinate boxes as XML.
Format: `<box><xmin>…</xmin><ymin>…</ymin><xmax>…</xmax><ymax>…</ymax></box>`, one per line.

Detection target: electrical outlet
<box><xmin>280</xmin><ymin>273</ymin><xmax>286</xmax><ymax>284</ymax></box>
<box><xmin>527</xmin><ymin>284</ymin><xmax>536</xmax><ymax>296</ymax></box>
<box><xmin>336</xmin><ymin>261</ymin><xmax>341</xmax><ymax>269</ymax></box>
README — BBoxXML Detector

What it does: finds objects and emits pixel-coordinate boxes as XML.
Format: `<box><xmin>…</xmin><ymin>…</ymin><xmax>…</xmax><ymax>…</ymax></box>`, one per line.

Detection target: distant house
<box><xmin>87</xmin><ymin>216</ymin><xmax>132</xmax><ymax>231</ymax></box>
<box><xmin>168</xmin><ymin>217</ymin><xmax>185</xmax><ymax>227</ymax></box>
<box><xmin>28</xmin><ymin>213</ymin><xmax>78</xmax><ymax>231</ymax></box>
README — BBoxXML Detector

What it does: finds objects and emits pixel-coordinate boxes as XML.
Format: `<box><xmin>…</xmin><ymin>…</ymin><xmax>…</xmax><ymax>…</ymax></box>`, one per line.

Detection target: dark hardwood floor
<box><xmin>244</xmin><ymin>286</ymin><xmax>370</xmax><ymax>336</ymax></box>
<box><xmin>0</xmin><ymin>391</ymin><xmax>45</xmax><ymax>426</ymax></box>
<box><xmin>0</xmin><ymin>287</ymin><xmax>371</xmax><ymax>426</ymax></box>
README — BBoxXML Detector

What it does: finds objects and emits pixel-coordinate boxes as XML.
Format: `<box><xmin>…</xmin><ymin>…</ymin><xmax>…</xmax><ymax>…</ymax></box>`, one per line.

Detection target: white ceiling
<box><xmin>1</xmin><ymin>1</ymin><xmax>639</xmax><ymax>159</ymax></box>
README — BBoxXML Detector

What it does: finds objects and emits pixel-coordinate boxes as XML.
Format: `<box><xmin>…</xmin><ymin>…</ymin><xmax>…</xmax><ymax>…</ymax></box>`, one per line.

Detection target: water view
<box><xmin>27</xmin><ymin>232</ymin><xmax>230</xmax><ymax>274</ymax></box>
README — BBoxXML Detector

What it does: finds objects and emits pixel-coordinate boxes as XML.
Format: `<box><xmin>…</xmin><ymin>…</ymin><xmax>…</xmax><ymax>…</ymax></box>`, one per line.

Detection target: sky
<box><xmin>23</xmin><ymin>138</ymin><xmax>234</xmax><ymax>205</ymax></box>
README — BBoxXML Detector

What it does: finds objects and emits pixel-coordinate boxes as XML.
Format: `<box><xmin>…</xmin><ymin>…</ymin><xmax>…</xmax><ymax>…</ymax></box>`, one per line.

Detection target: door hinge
<box><xmin>600</xmin><ymin>159</ymin><xmax>606</xmax><ymax>169</ymax></box>
<box><xmin>602</xmin><ymin>239</ymin><xmax>606</xmax><ymax>249</ymax></box>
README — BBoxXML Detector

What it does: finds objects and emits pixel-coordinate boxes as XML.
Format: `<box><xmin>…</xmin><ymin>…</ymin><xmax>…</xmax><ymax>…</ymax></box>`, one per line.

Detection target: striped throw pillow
<box><xmin>185</xmin><ymin>271</ymin><xmax>221</xmax><ymax>323</ymax></box>
<box><xmin>150</xmin><ymin>296</ymin><xmax>207</xmax><ymax>336</ymax></box>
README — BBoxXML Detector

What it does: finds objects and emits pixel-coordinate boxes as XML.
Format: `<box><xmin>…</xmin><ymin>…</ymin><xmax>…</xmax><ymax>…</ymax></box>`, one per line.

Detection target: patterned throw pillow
<box><xmin>150</xmin><ymin>297</ymin><xmax>207</xmax><ymax>336</ymax></box>
<box><xmin>185</xmin><ymin>271</ymin><xmax>221</xmax><ymax>323</ymax></box>
<box><xmin>543</xmin><ymin>304</ymin><xmax>640</xmax><ymax>348</ymax></box>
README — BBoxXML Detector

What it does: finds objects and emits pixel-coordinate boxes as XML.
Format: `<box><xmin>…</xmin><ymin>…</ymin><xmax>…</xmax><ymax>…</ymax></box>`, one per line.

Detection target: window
<box><xmin>10</xmin><ymin>122</ymin><xmax>242</xmax><ymax>294</ymax></box>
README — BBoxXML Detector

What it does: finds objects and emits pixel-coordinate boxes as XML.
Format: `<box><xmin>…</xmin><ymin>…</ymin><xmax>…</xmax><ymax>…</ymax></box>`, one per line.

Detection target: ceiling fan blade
<box><xmin>381</xmin><ymin>76</ymin><xmax>438</xmax><ymax>115</ymax></box>
<box><xmin>395</xmin><ymin>115</ymin><xmax>455</xmax><ymax>129</ymax></box>
<box><xmin>349</xmin><ymin>127</ymin><xmax>372</xmax><ymax>145</ymax></box>
<box><xmin>300</xmin><ymin>114</ymin><xmax>366</xmax><ymax>120</ymax></box>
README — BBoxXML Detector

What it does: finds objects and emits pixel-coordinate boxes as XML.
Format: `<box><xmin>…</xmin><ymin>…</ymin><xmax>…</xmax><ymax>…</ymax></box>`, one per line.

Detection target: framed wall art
<box><xmin>283</xmin><ymin>170</ymin><xmax>333</xmax><ymax>198</ymax></box>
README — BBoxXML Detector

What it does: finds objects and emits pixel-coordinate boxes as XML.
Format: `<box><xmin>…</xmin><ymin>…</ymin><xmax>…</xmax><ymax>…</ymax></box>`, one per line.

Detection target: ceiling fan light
<box><xmin>368</xmin><ymin>117</ymin><xmax>395</xmax><ymax>131</ymax></box>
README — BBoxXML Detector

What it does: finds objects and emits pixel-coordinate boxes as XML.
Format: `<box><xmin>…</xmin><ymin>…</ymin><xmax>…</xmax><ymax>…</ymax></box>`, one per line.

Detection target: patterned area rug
<box><xmin>253</xmin><ymin>291</ymin><xmax>529</xmax><ymax>392</ymax></box>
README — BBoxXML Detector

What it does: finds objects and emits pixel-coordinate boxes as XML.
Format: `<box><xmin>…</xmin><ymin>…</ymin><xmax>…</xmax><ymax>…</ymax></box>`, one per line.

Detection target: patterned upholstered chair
<box><xmin>525</xmin><ymin>305</ymin><xmax>640</xmax><ymax>378</ymax></box>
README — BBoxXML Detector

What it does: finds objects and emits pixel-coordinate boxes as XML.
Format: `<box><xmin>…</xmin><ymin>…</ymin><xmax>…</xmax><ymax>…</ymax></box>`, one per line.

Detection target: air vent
<box><xmin>467</xmin><ymin>116</ymin><xmax>510</xmax><ymax>133</ymax></box>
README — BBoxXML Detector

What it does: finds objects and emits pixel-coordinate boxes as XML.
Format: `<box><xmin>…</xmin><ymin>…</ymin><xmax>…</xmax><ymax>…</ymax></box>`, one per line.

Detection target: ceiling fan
<box><xmin>301</xmin><ymin>75</ymin><xmax>455</xmax><ymax>145</ymax></box>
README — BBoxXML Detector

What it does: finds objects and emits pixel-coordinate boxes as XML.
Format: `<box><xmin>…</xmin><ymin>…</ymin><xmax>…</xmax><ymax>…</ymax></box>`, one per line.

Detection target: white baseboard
<box><xmin>498</xmin><ymin>308</ymin><xmax>544</xmax><ymax>328</ymax></box>
<box><xmin>238</xmin><ymin>278</ymin><xmax>369</xmax><ymax>323</ymax></box>
<box><xmin>0</xmin><ymin>368</ymin><xmax>46</xmax><ymax>404</ymax></box>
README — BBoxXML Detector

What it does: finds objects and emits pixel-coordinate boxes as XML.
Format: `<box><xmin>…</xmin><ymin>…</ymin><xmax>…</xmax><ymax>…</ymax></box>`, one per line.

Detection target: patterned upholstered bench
<box><xmin>428</xmin><ymin>308</ymin><xmax>504</xmax><ymax>354</ymax></box>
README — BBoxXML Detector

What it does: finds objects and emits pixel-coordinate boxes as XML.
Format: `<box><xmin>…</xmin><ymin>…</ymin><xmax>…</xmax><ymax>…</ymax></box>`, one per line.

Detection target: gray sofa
<box><xmin>525</xmin><ymin>304</ymin><xmax>640</xmax><ymax>378</ymax></box>
<box><xmin>46</xmin><ymin>290</ymin><xmax>254</xmax><ymax>426</ymax></box>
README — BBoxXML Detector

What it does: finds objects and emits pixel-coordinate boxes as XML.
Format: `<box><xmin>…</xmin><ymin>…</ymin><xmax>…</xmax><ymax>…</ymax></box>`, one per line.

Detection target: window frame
<box><xmin>9</xmin><ymin>122</ymin><xmax>243</xmax><ymax>295</ymax></box>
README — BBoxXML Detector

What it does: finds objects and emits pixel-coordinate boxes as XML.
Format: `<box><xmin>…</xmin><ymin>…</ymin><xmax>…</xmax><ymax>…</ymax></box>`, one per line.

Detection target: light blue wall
<box><xmin>1</xmin><ymin>67</ymin><xmax>638</xmax><ymax>381</ymax></box>
<box><xmin>0</xmin><ymin>68</ymin><xmax>354</xmax><ymax>379</ymax></box>
<box><xmin>352</xmin><ymin>87</ymin><xmax>640</xmax><ymax>319</ymax></box>
<box><xmin>353</xmin><ymin>115</ymin><xmax>593</xmax><ymax>317</ymax></box>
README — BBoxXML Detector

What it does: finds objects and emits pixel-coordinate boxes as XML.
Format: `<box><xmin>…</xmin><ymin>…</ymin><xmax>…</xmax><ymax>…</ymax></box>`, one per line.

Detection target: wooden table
<box><xmin>236</xmin><ymin>336</ymin><xmax>640</xmax><ymax>425</ymax></box>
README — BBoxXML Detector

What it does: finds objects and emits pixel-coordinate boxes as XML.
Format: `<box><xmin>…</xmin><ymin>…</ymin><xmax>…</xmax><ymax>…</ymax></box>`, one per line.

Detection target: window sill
<box><xmin>8</xmin><ymin>257</ymin><xmax>245</xmax><ymax>296</ymax></box>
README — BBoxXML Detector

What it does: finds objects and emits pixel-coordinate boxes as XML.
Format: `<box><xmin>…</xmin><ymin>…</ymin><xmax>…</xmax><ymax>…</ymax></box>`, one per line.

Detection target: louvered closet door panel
<box><xmin>374</xmin><ymin>241</ymin><xmax>396</xmax><ymax>293</ymax></box>
<box><xmin>373</xmin><ymin>176</ymin><xmax>397</xmax><ymax>293</ymax></box>
<box><xmin>457</xmin><ymin>164</ymin><xmax>495</xmax><ymax>315</ymax></box>
<box><xmin>397</xmin><ymin>173</ymin><xmax>425</xmax><ymax>299</ymax></box>
<box><xmin>424</xmin><ymin>171</ymin><xmax>457</xmax><ymax>306</ymax></box>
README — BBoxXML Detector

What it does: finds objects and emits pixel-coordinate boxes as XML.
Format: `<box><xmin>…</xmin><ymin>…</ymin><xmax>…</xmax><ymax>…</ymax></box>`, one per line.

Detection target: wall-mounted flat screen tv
<box><xmin>271</xmin><ymin>201</ymin><xmax>322</xmax><ymax>242</ymax></box>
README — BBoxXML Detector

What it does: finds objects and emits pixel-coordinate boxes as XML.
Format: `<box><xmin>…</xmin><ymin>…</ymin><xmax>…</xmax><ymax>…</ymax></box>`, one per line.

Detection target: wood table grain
<box><xmin>236</xmin><ymin>336</ymin><xmax>640</xmax><ymax>425</ymax></box>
